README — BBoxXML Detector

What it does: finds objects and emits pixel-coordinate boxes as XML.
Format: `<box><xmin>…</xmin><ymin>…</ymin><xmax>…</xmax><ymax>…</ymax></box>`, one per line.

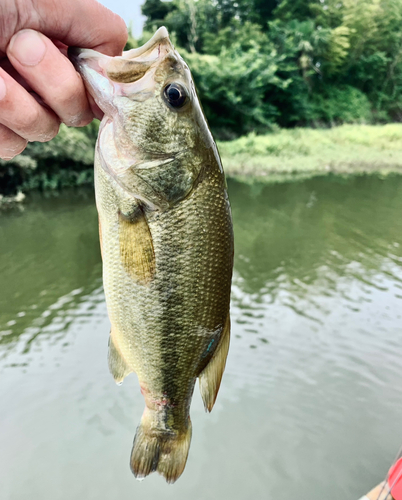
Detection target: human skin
<box><xmin>0</xmin><ymin>0</ymin><xmax>128</xmax><ymax>160</ymax></box>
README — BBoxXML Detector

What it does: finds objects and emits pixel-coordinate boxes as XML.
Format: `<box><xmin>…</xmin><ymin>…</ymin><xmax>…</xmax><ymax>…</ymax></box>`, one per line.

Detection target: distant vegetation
<box><xmin>0</xmin><ymin>123</ymin><xmax>97</xmax><ymax>200</ymax></box>
<box><xmin>139</xmin><ymin>0</ymin><xmax>402</xmax><ymax>137</ymax></box>
<box><xmin>219</xmin><ymin>124</ymin><xmax>402</xmax><ymax>182</ymax></box>
<box><xmin>2</xmin><ymin>0</ymin><xmax>402</xmax><ymax>199</ymax></box>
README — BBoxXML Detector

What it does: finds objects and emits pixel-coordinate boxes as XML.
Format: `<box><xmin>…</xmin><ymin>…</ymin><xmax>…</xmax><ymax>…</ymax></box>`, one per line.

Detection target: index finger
<box><xmin>13</xmin><ymin>0</ymin><xmax>128</xmax><ymax>56</ymax></box>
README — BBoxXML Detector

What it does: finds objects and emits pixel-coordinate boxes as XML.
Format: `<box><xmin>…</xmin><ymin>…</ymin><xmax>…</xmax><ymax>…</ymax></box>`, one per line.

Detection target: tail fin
<box><xmin>130</xmin><ymin>413</ymin><xmax>192</xmax><ymax>484</ymax></box>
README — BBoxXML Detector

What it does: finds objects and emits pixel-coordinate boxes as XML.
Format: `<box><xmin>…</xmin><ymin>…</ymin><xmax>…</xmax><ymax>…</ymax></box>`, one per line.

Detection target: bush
<box><xmin>306</xmin><ymin>85</ymin><xmax>372</xmax><ymax>125</ymax></box>
<box><xmin>0</xmin><ymin>123</ymin><xmax>97</xmax><ymax>196</ymax></box>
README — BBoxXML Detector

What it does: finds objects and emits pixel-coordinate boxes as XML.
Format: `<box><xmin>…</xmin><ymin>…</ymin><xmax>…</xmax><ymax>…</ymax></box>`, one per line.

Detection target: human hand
<box><xmin>0</xmin><ymin>0</ymin><xmax>127</xmax><ymax>160</ymax></box>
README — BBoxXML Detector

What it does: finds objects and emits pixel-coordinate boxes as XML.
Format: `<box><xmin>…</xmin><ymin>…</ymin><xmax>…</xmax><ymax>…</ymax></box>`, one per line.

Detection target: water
<box><xmin>1</xmin><ymin>175</ymin><xmax>402</xmax><ymax>500</ymax></box>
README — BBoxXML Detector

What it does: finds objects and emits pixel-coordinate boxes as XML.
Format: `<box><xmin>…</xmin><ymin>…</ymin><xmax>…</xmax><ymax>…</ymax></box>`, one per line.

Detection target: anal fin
<box><xmin>198</xmin><ymin>313</ymin><xmax>230</xmax><ymax>412</ymax></box>
<box><xmin>108</xmin><ymin>332</ymin><xmax>132</xmax><ymax>384</ymax></box>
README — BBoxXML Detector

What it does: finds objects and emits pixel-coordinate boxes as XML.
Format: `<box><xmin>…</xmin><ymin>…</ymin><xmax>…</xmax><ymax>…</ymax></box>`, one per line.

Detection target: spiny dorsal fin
<box><xmin>118</xmin><ymin>208</ymin><xmax>155</xmax><ymax>284</ymax></box>
<box><xmin>198</xmin><ymin>313</ymin><xmax>230</xmax><ymax>412</ymax></box>
<box><xmin>108</xmin><ymin>331</ymin><xmax>132</xmax><ymax>384</ymax></box>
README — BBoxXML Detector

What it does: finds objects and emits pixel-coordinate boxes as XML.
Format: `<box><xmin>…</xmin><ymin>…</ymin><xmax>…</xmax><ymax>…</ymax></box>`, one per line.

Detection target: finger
<box><xmin>1</xmin><ymin>57</ymin><xmax>30</xmax><ymax>90</ymax></box>
<box><xmin>52</xmin><ymin>40</ymin><xmax>68</xmax><ymax>58</ymax></box>
<box><xmin>8</xmin><ymin>30</ymin><xmax>93</xmax><ymax>127</ymax></box>
<box><xmin>0</xmin><ymin>124</ymin><xmax>27</xmax><ymax>160</ymax></box>
<box><xmin>9</xmin><ymin>0</ymin><xmax>127</xmax><ymax>56</ymax></box>
<box><xmin>0</xmin><ymin>68</ymin><xmax>60</xmax><ymax>142</ymax></box>
<box><xmin>87</xmin><ymin>92</ymin><xmax>103</xmax><ymax>121</ymax></box>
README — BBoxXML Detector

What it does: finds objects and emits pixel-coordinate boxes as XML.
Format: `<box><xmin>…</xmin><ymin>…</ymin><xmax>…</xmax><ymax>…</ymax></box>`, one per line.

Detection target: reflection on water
<box><xmin>0</xmin><ymin>190</ymin><xmax>102</xmax><ymax>356</ymax></box>
<box><xmin>1</xmin><ymin>177</ymin><xmax>402</xmax><ymax>499</ymax></box>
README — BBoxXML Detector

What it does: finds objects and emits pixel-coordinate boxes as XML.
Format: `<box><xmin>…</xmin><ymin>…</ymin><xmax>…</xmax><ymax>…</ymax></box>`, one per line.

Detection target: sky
<box><xmin>97</xmin><ymin>0</ymin><xmax>146</xmax><ymax>36</ymax></box>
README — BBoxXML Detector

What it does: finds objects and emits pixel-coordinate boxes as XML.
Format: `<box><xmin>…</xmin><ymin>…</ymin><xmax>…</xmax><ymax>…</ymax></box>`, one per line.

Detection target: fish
<box><xmin>69</xmin><ymin>27</ymin><xmax>234</xmax><ymax>483</ymax></box>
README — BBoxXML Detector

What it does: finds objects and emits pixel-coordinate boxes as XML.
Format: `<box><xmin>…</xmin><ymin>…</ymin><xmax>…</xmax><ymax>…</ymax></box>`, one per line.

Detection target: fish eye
<box><xmin>163</xmin><ymin>83</ymin><xmax>187</xmax><ymax>108</ymax></box>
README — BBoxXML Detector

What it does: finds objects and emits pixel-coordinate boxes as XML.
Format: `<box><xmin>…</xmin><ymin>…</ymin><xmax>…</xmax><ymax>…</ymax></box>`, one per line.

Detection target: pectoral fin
<box><xmin>108</xmin><ymin>332</ymin><xmax>132</xmax><ymax>384</ymax></box>
<box><xmin>118</xmin><ymin>208</ymin><xmax>155</xmax><ymax>284</ymax></box>
<box><xmin>198</xmin><ymin>314</ymin><xmax>230</xmax><ymax>412</ymax></box>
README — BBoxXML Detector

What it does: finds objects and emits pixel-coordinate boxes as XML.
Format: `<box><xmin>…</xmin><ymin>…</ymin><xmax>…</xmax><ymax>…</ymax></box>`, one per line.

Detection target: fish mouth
<box><xmin>68</xmin><ymin>27</ymin><xmax>175</xmax><ymax>114</ymax></box>
<box><xmin>68</xmin><ymin>26</ymin><xmax>171</xmax><ymax>69</ymax></box>
<box><xmin>121</xmin><ymin>26</ymin><xmax>170</xmax><ymax>59</ymax></box>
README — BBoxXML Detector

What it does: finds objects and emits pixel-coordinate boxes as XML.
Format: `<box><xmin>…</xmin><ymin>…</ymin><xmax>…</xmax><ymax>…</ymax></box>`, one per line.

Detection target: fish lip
<box><xmin>68</xmin><ymin>26</ymin><xmax>171</xmax><ymax>69</ymax></box>
<box><xmin>67</xmin><ymin>26</ymin><xmax>173</xmax><ymax>94</ymax></box>
<box><xmin>68</xmin><ymin>46</ymin><xmax>117</xmax><ymax>117</ymax></box>
<box><xmin>68</xmin><ymin>46</ymin><xmax>109</xmax><ymax>71</ymax></box>
<box><xmin>122</xmin><ymin>26</ymin><xmax>170</xmax><ymax>59</ymax></box>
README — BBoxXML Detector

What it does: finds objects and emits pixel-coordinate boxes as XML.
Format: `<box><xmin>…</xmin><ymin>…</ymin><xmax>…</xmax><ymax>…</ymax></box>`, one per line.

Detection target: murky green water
<box><xmin>1</xmin><ymin>175</ymin><xmax>402</xmax><ymax>500</ymax></box>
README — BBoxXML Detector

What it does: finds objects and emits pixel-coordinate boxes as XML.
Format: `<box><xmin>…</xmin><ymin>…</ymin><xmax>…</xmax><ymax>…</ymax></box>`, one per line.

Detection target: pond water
<box><xmin>1</xmin><ymin>175</ymin><xmax>402</xmax><ymax>500</ymax></box>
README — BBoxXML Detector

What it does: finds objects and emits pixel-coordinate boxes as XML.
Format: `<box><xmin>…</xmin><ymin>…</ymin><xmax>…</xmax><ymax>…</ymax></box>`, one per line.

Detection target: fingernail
<box><xmin>0</xmin><ymin>76</ymin><xmax>6</xmax><ymax>100</ymax></box>
<box><xmin>9</xmin><ymin>29</ymin><xmax>46</xmax><ymax>66</ymax></box>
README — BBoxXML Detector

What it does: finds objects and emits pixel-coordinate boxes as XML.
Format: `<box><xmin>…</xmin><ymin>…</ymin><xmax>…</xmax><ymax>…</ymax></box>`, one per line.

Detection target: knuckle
<box><xmin>64</xmin><ymin>112</ymin><xmax>93</xmax><ymax>128</ymax></box>
<box><xmin>18</xmin><ymin>105</ymin><xmax>42</xmax><ymax>134</ymax></box>
<box><xmin>0</xmin><ymin>148</ymin><xmax>26</xmax><ymax>160</ymax></box>
<box><xmin>36</xmin><ymin>120</ymin><xmax>60</xmax><ymax>143</ymax></box>
<box><xmin>0</xmin><ymin>126</ymin><xmax>27</xmax><ymax>160</ymax></box>
<box><xmin>56</xmin><ymin>77</ymin><xmax>82</xmax><ymax>106</ymax></box>
<box><xmin>19</xmin><ymin>106</ymin><xmax>59</xmax><ymax>142</ymax></box>
<box><xmin>78</xmin><ymin>115</ymin><xmax>94</xmax><ymax>127</ymax></box>
<box><xmin>50</xmin><ymin>77</ymin><xmax>92</xmax><ymax>126</ymax></box>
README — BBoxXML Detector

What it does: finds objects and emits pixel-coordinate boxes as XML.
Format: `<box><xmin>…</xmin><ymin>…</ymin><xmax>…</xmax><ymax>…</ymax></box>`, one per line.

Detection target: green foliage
<box><xmin>141</xmin><ymin>0</ymin><xmax>402</xmax><ymax>132</ymax></box>
<box><xmin>143</xmin><ymin>0</ymin><xmax>173</xmax><ymax>30</ymax></box>
<box><xmin>218</xmin><ymin>124</ymin><xmax>402</xmax><ymax>181</ymax></box>
<box><xmin>304</xmin><ymin>85</ymin><xmax>372</xmax><ymax>124</ymax></box>
<box><xmin>183</xmin><ymin>40</ymin><xmax>288</xmax><ymax>137</ymax></box>
<box><xmin>0</xmin><ymin>124</ymin><xmax>97</xmax><ymax>196</ymax></box>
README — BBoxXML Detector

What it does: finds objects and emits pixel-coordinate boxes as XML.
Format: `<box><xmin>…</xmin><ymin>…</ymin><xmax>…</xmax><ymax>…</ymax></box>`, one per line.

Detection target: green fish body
<box><xmin>69</xmin><ymin>27</ymin><xmax>233</xmax><ymax>483</ymax></box>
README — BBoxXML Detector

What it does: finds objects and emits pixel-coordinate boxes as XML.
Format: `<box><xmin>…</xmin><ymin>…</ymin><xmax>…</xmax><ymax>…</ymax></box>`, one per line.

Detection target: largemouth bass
<box><xmin>69</xmin><ymin>27</ymin><xmax>234</xmax><ymax>483</ymax></box>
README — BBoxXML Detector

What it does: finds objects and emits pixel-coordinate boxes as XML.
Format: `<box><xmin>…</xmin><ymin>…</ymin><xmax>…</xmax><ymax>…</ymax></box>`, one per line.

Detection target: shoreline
<box><xmin>2</xmin><ymin>123</ymin><xmax>402</xmax><ymax>204</ymax></box>
<box><xmin>219</xmin><ymin>123</ymin><xmax>402</xmax><ymax>182</ymax></box>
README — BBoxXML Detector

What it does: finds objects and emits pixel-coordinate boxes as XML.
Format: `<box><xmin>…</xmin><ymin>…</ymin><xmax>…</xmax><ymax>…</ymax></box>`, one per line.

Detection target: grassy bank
<box><xmin>218</xmin><ymin>124</ymin><xmax>402</xmax><ymax>183</ymax></box>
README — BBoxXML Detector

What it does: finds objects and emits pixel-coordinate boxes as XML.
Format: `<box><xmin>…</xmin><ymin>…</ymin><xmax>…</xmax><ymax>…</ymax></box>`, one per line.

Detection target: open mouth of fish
<box><xmin>68</xmin><ymin>27</ymin><xmax>176</xmax><ymax>115</ymax></box>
